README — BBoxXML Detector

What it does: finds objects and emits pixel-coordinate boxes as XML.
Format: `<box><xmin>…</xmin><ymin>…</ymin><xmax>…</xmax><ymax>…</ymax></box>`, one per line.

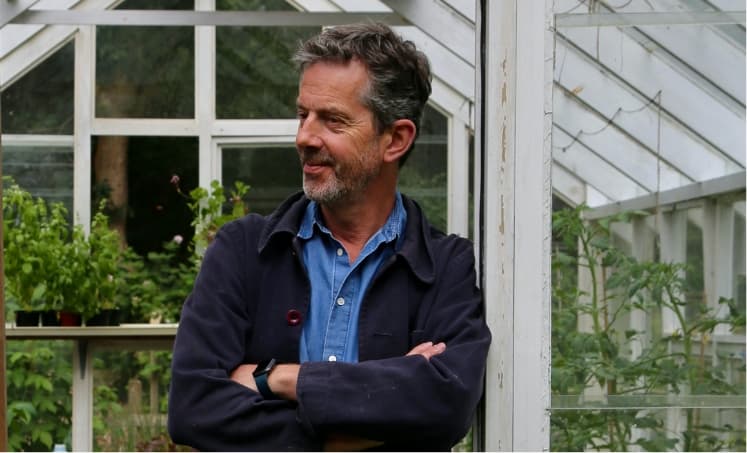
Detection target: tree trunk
<box><xmin>95</xmin><ymin>136</ymin><xmax>128</xmax><ymax>245</ymax></box>
<box><xmin>95</xmin><ymin>74</ymin><xmax>135</xmax><ymax>246</ymax></box>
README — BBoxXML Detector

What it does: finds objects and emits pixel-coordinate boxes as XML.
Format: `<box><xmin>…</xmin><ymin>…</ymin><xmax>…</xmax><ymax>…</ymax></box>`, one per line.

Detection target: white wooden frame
<box><xmin>476</xmin><ymin>1</ymin><xmax>553</xmax><ymax>450</ymax></box>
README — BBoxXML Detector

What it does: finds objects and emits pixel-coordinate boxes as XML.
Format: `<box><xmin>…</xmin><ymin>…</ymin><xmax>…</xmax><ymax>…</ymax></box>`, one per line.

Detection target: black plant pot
<box><xmin>41</xmin><ymin>310</ymin><xmax>61</xmax><ymax>326</ymax></box>
<box><xmin>15</xmin><ymin>310</ymin><xmax>40</xmax><ymax>327</ymax></box>
<box><xmin>86</xmin><ymin>308</ymin><xmax>121</xmax><ymax>326</ymax></box>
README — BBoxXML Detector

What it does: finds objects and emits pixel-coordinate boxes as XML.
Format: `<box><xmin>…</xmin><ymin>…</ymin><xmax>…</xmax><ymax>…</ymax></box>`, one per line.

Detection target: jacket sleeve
<box><xmin>167</xmin><ymin>221</ymin><xmax>321</xmax><ymax>451</ymax></box>
<box><xmin>295</xmin><ymin>237</ymin><xmax>491</xmax><ymax>448</ymax></box>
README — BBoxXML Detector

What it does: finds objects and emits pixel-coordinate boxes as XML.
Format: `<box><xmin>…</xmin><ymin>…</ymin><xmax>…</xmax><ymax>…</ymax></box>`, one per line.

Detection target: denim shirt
<box><xmin>298</xmin><ymin>193</ymin><xmax>407</xmax><ymax>363</ymax></box>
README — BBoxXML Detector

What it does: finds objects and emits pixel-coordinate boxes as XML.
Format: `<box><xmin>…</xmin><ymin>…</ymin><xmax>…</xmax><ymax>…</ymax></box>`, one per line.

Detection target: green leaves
<box><xmin>6</xmin><ymin>341</ymin><xmax>73</xmax><ymax>452</ymax></box>
<box><xmin>3</xmin><ymin>177</ymin><xmax>71</xmax><ymax>311</ymax></box>
<box><xmin>551</xmin><ymin>206</ymin><xmax>745</xmax><ymax>452</ymax></box>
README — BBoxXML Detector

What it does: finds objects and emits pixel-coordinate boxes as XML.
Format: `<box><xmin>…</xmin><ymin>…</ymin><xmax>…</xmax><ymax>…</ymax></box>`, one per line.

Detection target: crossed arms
<box><xmin>230</xmin><ymin>341</ymin><xmax>447</xmax><ymax>451</ymax></box>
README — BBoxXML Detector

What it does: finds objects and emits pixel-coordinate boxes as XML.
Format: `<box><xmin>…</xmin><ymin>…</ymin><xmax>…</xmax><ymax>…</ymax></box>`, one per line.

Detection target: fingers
<box><xmin>406</xmin><ymin>341</ymin><xmax>446</xmax><ymax>360</ymax></box>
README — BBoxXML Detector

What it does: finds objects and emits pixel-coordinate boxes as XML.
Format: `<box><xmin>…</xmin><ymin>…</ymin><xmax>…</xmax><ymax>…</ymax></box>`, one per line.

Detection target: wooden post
<box><xmin>477</xmin><ymin>0</ymin><xmax>553</xmax><ymax>450</ymax></box>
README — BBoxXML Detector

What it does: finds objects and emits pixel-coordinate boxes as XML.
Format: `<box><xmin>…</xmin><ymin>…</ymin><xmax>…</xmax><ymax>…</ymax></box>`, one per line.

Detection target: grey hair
<box><xmin>294</xmin><ymin>22</ymin><xmax>432</xmax><ymax>166</ymax></box>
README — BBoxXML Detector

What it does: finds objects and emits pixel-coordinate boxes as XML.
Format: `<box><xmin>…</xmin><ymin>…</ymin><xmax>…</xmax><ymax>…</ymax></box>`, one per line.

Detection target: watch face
<box><xmin>253</xmin><ymin>358</ymin><xmax>276</xmax><ymax>377</ymax></box>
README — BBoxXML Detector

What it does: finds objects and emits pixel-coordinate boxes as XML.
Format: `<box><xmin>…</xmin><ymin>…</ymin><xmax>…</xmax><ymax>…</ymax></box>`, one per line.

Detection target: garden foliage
<box><xmin>551</xmin><ymin>205</ymin><xmax>745</xmax><ymax>452</ymax></box>
<box><xmin>5</xmin><ymin>179</ymin><xmax>249</xmax><ymax>451</ymax></box>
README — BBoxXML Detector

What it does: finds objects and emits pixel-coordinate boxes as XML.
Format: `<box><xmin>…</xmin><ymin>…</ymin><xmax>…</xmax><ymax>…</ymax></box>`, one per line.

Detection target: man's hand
<box><xmin>230</xmin><ymin>363</ymin><xmax>258</xmax><ymax>391</ymax></box>
<box><xmin>406</xmin><ymin>341</ymin><xmax>446</xmax><ymax>360</ymax></box>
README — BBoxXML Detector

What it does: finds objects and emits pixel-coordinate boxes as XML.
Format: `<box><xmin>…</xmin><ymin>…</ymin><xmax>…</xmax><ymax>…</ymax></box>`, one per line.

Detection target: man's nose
<box><xmin>296</xmin><ymin>116</ymin><xmax>323</xmax><ymax>150</ymax></box>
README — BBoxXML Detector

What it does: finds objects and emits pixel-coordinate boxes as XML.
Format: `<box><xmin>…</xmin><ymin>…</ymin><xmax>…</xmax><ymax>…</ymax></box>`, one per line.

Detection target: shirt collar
<box><xmin>258</xmin><ymin>191</ymin><xmax>435</xmax><ymax>284</ymax></box>
<box><xmin>297</xmin><ymin>192</ymin><xmax>407</xmax><ymax>249</ymax></box>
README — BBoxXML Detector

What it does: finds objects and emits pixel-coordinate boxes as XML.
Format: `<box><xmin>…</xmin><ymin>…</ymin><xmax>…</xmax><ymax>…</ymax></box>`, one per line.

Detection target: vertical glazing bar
<box><xmin>71</xmin><ymin>340</ymin><xmax>93</xmax><ymax>451</ymax></box>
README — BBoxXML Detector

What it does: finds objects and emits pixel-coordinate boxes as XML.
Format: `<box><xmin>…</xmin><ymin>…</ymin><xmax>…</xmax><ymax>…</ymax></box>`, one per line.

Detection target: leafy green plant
<box><xmin>136</xmin><ymin>237</ymin><xmax>196</xmax><ymax>323</ymax></box>
<box><xmin>50</xmin><ymin>201</ymin><xmax>124</xmax><ymax>320</ymax></box>
<box><xmin>87</xmin><ymin>204</ymin><xmax>123</xmax><ymax>311</ymax></box>
<box><xmin>3</xmin><ymin>178</ymin><xmax>69</xmax><ymax>313</ymax></box>
<box><xmin>172</xmin><ymin>176</ymin><xmax>250</xmax><ymax>256</ymax></box>
<box><xmin>551</xmin><ymin>205</ymin><xmax>745</xmax><ymax>451</ymax></box>
<box><xmin>6</xmin><ymin>341</ymin><xmax>73</xmax><ymax>451</ymax></box>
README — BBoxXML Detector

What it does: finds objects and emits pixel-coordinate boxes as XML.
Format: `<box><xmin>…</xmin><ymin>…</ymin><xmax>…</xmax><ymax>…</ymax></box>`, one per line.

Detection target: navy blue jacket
<box><xmin>168</xmin><ymin>192</ymin><xmax>491</xmax><ymax>451</ymax></box>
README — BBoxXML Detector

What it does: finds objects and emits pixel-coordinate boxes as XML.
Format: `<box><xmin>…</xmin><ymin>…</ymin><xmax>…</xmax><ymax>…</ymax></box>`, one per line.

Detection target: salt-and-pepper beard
<box><xmin>299</xmin><ymin>144</ymin><xmax>382</xmax><ymax>205</ymax></box>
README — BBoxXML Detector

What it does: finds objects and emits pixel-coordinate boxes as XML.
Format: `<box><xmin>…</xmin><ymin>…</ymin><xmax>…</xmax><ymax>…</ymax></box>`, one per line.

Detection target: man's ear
<box><xmin>382</xmin><ymin>119</ymin><xmax>416</xmax><ymax>164</ymax></box>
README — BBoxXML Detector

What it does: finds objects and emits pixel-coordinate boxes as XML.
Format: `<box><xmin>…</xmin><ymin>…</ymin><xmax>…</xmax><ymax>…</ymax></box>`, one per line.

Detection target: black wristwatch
<box><xmin>253</xmin><ymin>358</ymin><xmax>278</xmax><ymax>399</ymax></box>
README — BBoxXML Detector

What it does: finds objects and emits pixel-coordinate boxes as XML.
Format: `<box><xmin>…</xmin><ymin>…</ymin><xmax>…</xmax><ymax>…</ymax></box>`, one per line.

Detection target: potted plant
<box><xmin>52</xmin><ymin>203</ymin><xmax>124</xmax><ymax>327</ymax></box>
<box><xmin>84</xmin><ymin>207</ymin><xmax>123</xmax><ymax>326</ymax></box>
<box><xmin>53</xmin><ymin>223</ymin><xmax>92</xmax><ymax>326</ymax></box>
<box><xmin>3</xmin><ymin>180</ymin><xmax>67</xmax><ymax>326</ymax></box>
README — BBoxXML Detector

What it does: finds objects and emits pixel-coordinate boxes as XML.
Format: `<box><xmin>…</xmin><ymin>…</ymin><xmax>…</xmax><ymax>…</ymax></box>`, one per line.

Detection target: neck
<box><xmin>319</xmin><ymin>184</ymin><xmax>397</xmax><ymax>263</ymax></box>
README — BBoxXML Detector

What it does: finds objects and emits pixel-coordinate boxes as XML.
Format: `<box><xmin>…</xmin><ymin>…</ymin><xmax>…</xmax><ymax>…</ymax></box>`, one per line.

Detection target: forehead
<box><xmin>297</xmin><ymin>60</ymin><xmax>370</xmax><ymax>111</ymax></box>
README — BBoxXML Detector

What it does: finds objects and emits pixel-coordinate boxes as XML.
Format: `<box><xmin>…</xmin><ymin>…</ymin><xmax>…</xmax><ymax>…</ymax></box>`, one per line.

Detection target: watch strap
<box><xmin>254</xmin><ymin>372</ymin><xmax>276</xmax><ymax>399</ymax></box>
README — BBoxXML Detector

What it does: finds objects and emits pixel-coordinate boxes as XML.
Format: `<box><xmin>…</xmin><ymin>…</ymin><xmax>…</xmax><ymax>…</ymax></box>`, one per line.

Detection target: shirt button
<box><xmin>328</xmin><ymin>355</ymin><xmax>337</xmax><ymax>362</ymax></box>
<box><xmin>336</xmin><ymin>248</ymin><xmax>344</xmax><ymax>256</ymax></box>
<box><xmin>336</xmin><ymin>297</ymin><xmax>345</xmax><ymax>306</ymax></box>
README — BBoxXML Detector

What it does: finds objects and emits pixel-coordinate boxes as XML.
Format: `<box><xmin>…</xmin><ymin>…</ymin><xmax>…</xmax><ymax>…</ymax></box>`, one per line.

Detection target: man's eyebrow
<box><xmin>295</xmin><ymin>103</ymin><xmax>350</xmax><ymax>119</ymax></box>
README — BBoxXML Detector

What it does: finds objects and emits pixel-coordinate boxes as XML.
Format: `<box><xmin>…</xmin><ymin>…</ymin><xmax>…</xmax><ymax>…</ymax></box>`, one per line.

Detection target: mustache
<box><xmin>299</xmin><ymin>149</ymin><xmax>335</xmax><ymax>166</ymax></box>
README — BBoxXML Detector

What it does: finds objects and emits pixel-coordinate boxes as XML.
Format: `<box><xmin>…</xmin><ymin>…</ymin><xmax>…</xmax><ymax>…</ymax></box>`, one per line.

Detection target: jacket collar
<box><xmin>257</xmin><ymin>191</ymin><xmax>436</xmax><ymax>285</ymax></box>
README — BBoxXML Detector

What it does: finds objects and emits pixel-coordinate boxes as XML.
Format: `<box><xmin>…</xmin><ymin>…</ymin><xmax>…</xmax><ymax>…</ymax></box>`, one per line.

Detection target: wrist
<box><xmin>267</xmin><ymin>364</ymin><xmax>300</xmax><ymax>401</ymax></box>
<box><xmin>252</xmin><ymin>358</ymin><xmax>278</xmax><ymax>399</ymax></box>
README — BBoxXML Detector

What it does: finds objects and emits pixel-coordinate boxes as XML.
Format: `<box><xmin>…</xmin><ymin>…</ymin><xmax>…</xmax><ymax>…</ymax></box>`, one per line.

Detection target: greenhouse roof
<box><xmin>1</xmin><ymin>0</ymin><xmax>745</xmax><ymax>209</ymax></box>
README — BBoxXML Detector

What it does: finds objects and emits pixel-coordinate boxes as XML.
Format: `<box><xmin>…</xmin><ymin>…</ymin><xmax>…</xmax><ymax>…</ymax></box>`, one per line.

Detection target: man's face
<box><xmin>295</xmin><ymin>59</ymin><xmax>386</xmax><ymax>205</ymax></box>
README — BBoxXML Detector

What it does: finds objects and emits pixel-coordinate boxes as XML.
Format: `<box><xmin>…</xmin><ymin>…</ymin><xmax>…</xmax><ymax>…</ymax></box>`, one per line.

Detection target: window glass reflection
<box><xmin>222</xmin><ymin>145</ymin><xmax>301</xmax><ymax>215</ymax></box>
<box><xmin>1</xmin><ymin>41</ymin><xmax>73</xmax><ymax>134</ymax></box>
<box><xmin>216</xmin><ymin>0</ymin><xmax>317</xmax><ymax>119</ymax></box>
<box><xmin>399</xmin><ymin>104</ymin><xmax>448</xmax><ymax>232</ymax></box>
<box><xmin>4</xmin><ymin>145</ymin><xmax>73</xmax><ymax>217</ymax></box>
<box><xmin>95</xmin><ymin>0</ymin><xmax>194</xmax><ymax>118</ymax></box>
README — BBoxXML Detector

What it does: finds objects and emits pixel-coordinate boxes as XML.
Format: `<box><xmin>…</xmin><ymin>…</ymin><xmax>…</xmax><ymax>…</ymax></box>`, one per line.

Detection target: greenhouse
<box><xmin>0</xmin><ymin>0</ymin><xmax>744</xmax><ymax>451</ymax></box>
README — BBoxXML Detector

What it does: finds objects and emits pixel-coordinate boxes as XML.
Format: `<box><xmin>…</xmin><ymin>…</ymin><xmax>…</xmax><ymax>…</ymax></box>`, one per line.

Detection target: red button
<box><xmin>286</xmin><ymin>309</ymin><xmax>302</xmax><ymax>326</ymax></box>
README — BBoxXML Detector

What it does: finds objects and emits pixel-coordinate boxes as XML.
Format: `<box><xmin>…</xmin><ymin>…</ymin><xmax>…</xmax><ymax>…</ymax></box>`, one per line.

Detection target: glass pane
<box><xmin>733</xmin><ymin>202</ymin><xmax>745</xmax><ymax>335</ymax></box>
<box><xmin>551</xmin><ymin>405</ymin><xmax>745</xmax><ymax>452</ymax></box>
<box><xmin>399</xmin><ymin>104</ymin><xmax>448</xmax><ymax>232</ymax></box>
<box><xmin>217</xmin><ymin>0</ymin><xmax>296</xmax><ymax>10</ymax></box>
<box><xmin>685</xmin><ymin>209</ymin><xmax>705</xmax><ymax>321</ymax></box>
<box><xmin>216</xmin><ymin>0</ymin><xmax>318</xmax><ymax>119</ymax></box>
<box><xmin>92</xmin><ymin>136</ymin><xmax>198</xmax><ymax>255</ymax></box>
<box><xmin>93</xmin><ymin>350</ymin><xmax>176</xmax><ymax>451</ymax></box>
<box><xmin>116</xmin><ymin>0</ymin><xmax>192</xmax><ymax>9</ymax></box>
<box><xmin>1</xmin><ymin>41</ymin><xmax>74</xmax><ymax>134</ymax></box>
<box><xmin>4</xmin><ymin>144</ymin><xmax>73</xmax><ymax>215</ymax></box>
<box><xmin>95</xmin><ymin>0</ymin><xmax>194</xmax><ymax>118</ymax></box>
<box><xmin>552</xmin><ymin>5</ymin><xmax>744</xmax><ymax>207</ymax></box>
<box><xmin>216</xmin><ymin>25</ymin><xmax>318</xmax><ymax>118</ymax></box>
<box><xmin>222</xmin><ymin>145</ymin><xmax>301</xmax><ymax>215</ymax></box>
<box><xmin>551</xmin><ymin>201</ymin><xmax>746</xmax><ymax>452</ymax></box>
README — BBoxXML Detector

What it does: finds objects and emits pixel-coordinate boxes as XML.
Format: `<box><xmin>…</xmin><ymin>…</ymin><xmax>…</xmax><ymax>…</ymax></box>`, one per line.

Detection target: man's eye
<box><xmin>296</xmin><ymin>111</ymin><xmax>308</xmax><ymax>120</ymax></box>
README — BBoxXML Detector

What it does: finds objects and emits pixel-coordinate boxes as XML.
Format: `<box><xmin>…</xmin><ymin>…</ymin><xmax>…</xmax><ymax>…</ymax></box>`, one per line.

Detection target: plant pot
<box><xmin>86</xmin><ymin>308</ymin><xmax>121</xmax><ymax>326</ymax></box>
<box><xmin>14</xmin><ymin>310</ymin><xmax>40</xmax><ymax>327</ymax></box>
<box><xmin>59</xmin><ymin>311</ymin><xmax>82</xmax><ymax>327</ymax></box>
<box><xmin>40</xmin><ymin>310</ymin><xmax>61</xmax><ymax>326</ymax></box>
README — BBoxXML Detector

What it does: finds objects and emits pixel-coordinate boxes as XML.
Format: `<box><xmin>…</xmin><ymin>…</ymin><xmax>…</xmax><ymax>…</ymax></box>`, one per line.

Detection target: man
<box><xmin>168</xmin><ymin>23</ymin><xmax>490</xmax><ymax>451</ymax></box>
